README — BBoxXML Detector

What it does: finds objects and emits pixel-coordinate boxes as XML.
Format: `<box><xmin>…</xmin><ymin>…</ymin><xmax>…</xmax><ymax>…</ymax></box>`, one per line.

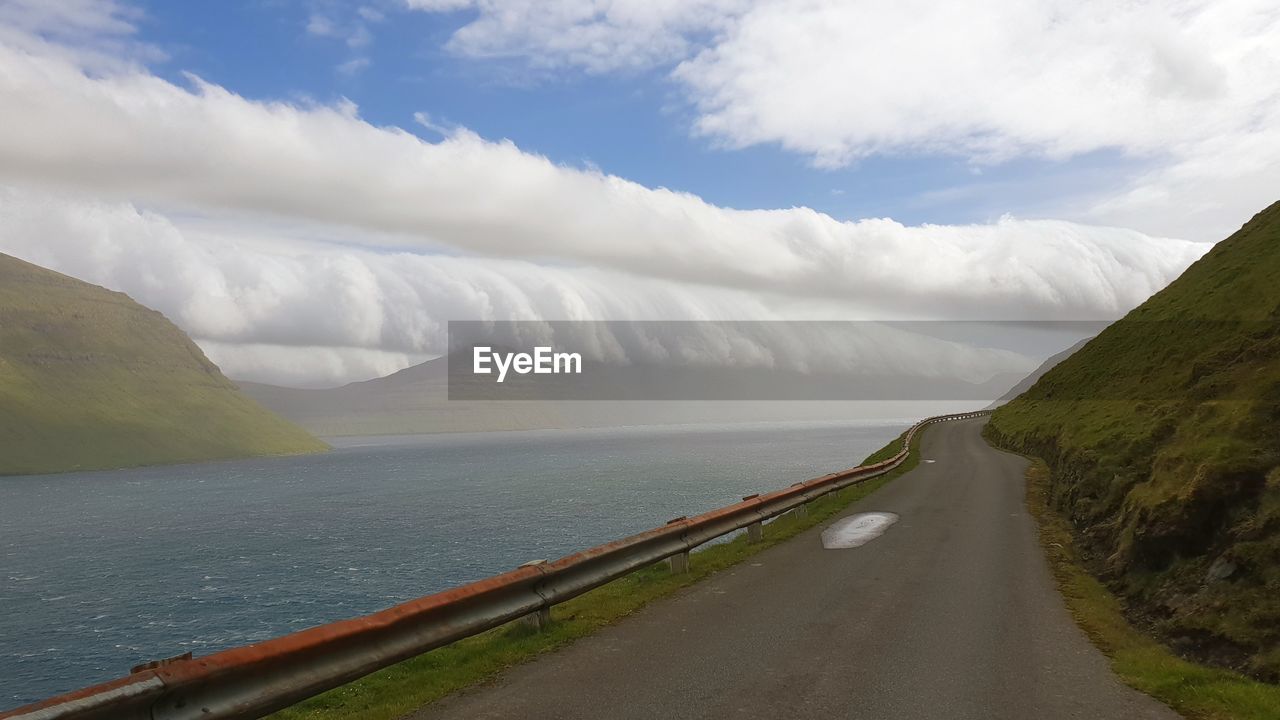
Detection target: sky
<box><xmin>0</xmin><ymin>0</ymin><xmax>1276</xmax><ymax>387</ymax></box>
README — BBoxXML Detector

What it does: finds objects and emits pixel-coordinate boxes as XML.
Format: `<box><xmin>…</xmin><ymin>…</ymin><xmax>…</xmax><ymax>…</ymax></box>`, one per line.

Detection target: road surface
<box><xmin>410</xmin><ymin>417</ymin><xmax>1179</xmax><ymax>720</ymax></box>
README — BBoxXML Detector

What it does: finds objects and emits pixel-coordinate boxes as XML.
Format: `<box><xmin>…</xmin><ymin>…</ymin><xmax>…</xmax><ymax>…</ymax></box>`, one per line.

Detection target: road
<box><xmin>409</xmin><ymin>417</ymin><xmax>1179</xmax><ymax>720</ymax></box>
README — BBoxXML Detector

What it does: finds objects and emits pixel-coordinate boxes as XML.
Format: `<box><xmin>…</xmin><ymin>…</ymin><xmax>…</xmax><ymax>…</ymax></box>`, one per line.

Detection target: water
<box><xmin>0</xmin><ymin>419</ymin><xmax>907</xmax><ymax>707</ymax></box>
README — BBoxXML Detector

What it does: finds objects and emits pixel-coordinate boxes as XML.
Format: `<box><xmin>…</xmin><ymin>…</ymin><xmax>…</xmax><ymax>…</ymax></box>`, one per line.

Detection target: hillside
<box><xmin>988</xmin><ymin>201</ymin><xmax>1280</xmax><ymax>679</ymax></box>
<box><xmin>0</xmin><ymin>253</ymin><xmax>327</xmax><ymax>475</ymax></box>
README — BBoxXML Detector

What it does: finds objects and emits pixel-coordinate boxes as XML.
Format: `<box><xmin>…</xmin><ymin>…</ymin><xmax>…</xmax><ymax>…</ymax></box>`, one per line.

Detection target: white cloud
<box><xmin>407</xmin><ymin>0</ymin><xmax>749</xmax><ymax>73</ymax></box>
<box><xmin>403</xmin><ymin>0</ymin><xmax>474</xmax><ymax>10</ymax></box>
<box><xmin>305</xmin><ymin>3</ymin><xmax>380</xmax><ymax>73</ymax></box>
<box><xmin>410</xmin><ymin>0</ymin><xmax>1280</xmax><ymax>240</ymax></box>
<box><xmin>337</xmin><ymin>56</ymin><xmax>371</xmax><ymax>76</ymax></box>
<box><xmin>674</xmin><ymin>0</ymin><xmax>1280</xmax><ymax>240</ymax></box>
<box><xmin>305</xmin><ymin>14</ymin><xmax>337</xmax><ymax>38</ymax></box>
<box><xmin>673</xmin><ymin>1</ymin><xmax>1275</xmax><ymax>164</ymax></box>
<box><xmin>0</xmin><ymin>0</ymin><xmax>159</xmax><ymax>68</ymax></box>
<box><xmin>0</xmin><ymin>0</ymin><xmax>139</xmax><ymax>41</ymax></box>
<box><xmin>0</xmin><ymin>188</ymin><xmax>748</xmax><ymax>352</ymax></box>
<box><xmin>346</xmin><ymin>24</ymin><xmax>372</xmax><ymax>49</ymax></box>
<box><xmin>0</xmin><ymin>40</ymin><xmax>1206</xmax><ymax>322</ymax></box>
<box><xmin>0</xmin><ymin>188</ymin><xmax>772</xmax><ymax>384</ymax></box>
<box><xmin>1083</xmin><ymin>118</ymin><xmax>1280</xmax><ymax>239</ymax></box>
<box><xmin>0</xmin><ymin>188</ymin><xmax>1040</xmax><ymax>387</ymax></box>
<box><xmin>406</xmin><ymin>0</ymin><xmax>1278</xmax><ymax>163</ymax></box>
<box><xmin>412</xmin><ymin>110</ymin><xmax>455</xmax><ymax>136</ymax></box>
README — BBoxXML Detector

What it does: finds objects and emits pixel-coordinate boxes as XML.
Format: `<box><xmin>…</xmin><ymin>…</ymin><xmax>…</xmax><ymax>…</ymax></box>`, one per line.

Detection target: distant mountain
<box><xmin>240</xmin><ymin>354</ymin><xmax>1022</xmax><ymax>437</ymax></box>
<box><xmin>985</xmin><ymin>337</ymin><xmax>1091</xmax><ymax>409</ymax></box>
<box><xmin>988</xmin><ymin>200</ymin><xmax>1280</xmax><ymax>679</ymax></box>
<box><xmin>0</xmin><ymin>253</ymin><xmax>327</xmax><ymax>475</ymax></box>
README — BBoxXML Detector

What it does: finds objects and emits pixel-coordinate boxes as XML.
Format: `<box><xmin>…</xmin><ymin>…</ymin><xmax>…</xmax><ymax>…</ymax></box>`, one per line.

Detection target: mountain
<box><xmin>985</xmin><ymin>337</ymin><xmax>1091</xmax><ymax>409</ymax></box>
<box><xmin>240</xmin><ymin>354</ymin><xmax>1022</xmax><ymax>437</ymax></box>
<box><xmin>0</xmin><ymin>253</ymin><xmax>327</xmax><ymax>475</ymax></box>
<box><xmin>987</xmin><ymin>201</ymin><xmax>1280</xmax><ymax>679</ymax></box>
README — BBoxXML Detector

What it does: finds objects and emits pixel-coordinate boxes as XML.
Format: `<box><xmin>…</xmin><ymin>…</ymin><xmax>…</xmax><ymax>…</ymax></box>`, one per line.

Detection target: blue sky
<box><xmin>130</xmin><ymin>0</ymin><xmax>1148</xmax><ymax>228</ymax></box>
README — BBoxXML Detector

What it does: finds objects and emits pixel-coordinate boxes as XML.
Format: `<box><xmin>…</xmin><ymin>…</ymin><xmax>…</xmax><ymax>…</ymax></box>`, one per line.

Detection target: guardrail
<box><xmin>2</xmin><ymin>410</ymin><xmax>990</xmax><ymax>720</ymax></box>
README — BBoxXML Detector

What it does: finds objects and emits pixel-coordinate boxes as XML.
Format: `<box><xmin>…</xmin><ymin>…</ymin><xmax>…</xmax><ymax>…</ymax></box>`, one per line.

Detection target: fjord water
<box><xmin>0</xmin><ymin>420</ymin><xmax>905</xmax><ymax>706</ymax></box>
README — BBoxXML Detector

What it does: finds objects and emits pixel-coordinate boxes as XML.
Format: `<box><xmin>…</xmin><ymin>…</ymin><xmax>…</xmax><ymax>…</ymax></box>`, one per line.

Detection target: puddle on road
<box><xmin>821</xmin><ymin>512</ymin><xmax>899</xmax><ymax>549</ymax></box>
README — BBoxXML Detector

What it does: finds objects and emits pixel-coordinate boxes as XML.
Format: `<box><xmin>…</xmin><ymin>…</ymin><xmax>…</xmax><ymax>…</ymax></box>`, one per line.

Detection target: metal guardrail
<box><xmin>2</xmin><ymin>411</ymin><xmax>990</xmax><ymax>720</ymax></box>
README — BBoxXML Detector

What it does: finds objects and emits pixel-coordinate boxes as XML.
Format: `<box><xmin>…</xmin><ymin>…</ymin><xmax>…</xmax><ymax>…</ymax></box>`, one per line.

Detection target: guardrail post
<box><xmin>788</xmin><ymin>483</ymin><xmax>810</xmax><ymax>519</ymax></box>
<box><xmin>741</xmin><ymin>495</ymin><xmax>764</xmax><ymax>543</ymax></box>
<box><xmin>664</xmin><ymin>516</ymin><xmax>689</xmax><ymax>572</ymax></box>
<box><xmin>667</xmin><ymin>551</ymin><xmax>689</xmax><ymax>573</ymax></box>
<box><xmin>520</xmin><ymin>606</ymin><xmax>552</xmax><ymax>632</ymax></box>
<box><xmin>517</xmin><ymin>559</ymin><xmax>551</xmax><ymax>632</ymax></box>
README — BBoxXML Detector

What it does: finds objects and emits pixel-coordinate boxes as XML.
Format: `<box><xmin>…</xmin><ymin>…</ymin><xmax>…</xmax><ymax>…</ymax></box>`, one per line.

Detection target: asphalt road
<box><xmin>409</xmin><ymin>417</ymin><xmax>1180</xmax><ymax>720</ymax></box>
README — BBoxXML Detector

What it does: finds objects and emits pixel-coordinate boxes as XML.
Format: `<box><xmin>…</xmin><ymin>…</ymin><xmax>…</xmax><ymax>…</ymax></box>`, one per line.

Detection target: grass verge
<box><xmin>270</xmin><ymin>429</ymin><xmax>922</xmax><ymax>720</ymax></box>
<box><xmin>1024</xmin><ymin>459</ymin><xmax>1280</xmax><ymax>720</ymax></box>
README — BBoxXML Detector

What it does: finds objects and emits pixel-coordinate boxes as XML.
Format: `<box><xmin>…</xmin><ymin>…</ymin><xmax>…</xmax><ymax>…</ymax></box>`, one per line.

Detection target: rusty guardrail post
<box><xmin>789</xmin><ymin>483</ymin><xmax>809</xmax><ymax>518</ymax></box>
<box><xmin>742</xmin><ymin>495</ymin><xmax>764</xmax><ymax>543</ymax></box>
<box><xmin>665</xmin><ymin>516</ymin><xmax>690</xmax><ymax>573</ymax></box>
<box><xmin>518</xmin><ymin>560</ymin><xmax>552</xmax><ymax>631</ymax></box>
<box><xmin>521</xmin><ymin>607</ymin><xmax>552</xmax><ymax>631</ymax></box>
<box><xmin>667</xmin><ymin>552</ymin><xmax>689</xmax><ymax>573</ymax></box>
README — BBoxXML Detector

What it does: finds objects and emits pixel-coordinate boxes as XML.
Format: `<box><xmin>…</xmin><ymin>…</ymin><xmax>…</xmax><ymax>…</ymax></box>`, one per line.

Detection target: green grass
<box><xmin>988</xmin><ymin>200</ymin><xmax>1280</xmax><ymax>678</ymax></box>
<box><xmin>0</xmin><ymin>252</ymin><xmax>327</xmax><ymax>475</ymax></box>
<box><xmin>1024</xmin><ymin>460</ymin><xmax>1280</xmax><ymax>720</ymax></box>
<box><xmin>270</xmin><ymin>430</ymin><xmax>921</xmax><ymax>720</ymax></box>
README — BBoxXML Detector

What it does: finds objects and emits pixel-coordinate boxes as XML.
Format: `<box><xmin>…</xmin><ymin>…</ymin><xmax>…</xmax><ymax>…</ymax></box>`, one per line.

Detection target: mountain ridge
<box><xmin>0</xmin><ymin>252</ymin><xmax>327</xmax><ymax>475</ymax></box>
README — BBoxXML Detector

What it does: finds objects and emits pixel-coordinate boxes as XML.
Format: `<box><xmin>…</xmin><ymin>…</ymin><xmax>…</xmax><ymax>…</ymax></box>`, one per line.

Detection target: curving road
<box><xmin>409</xmin><ymin>417</ymin><xmax>1179</xmax><ymax>720</ymax></box>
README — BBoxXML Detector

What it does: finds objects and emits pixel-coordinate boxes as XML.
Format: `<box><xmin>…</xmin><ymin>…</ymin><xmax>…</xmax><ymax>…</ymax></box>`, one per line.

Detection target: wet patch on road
<box><xmin>821</xmin><ymin>512</ymin><xmax>899</xmax><ymax>549</ymax></box>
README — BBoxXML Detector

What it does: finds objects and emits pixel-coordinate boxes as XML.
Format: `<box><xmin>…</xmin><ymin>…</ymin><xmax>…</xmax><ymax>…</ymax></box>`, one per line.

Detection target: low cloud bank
<box><xmin>0</xmin><ymin>41</ymin><xmax>1206</xmax><ymax>322</ymax></box>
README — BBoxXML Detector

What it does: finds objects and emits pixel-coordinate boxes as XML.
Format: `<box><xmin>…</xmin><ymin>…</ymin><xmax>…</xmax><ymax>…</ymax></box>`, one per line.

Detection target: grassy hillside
<box><xmin>988</xmin><ymin>200</ymin><xmax>1280</xmax><ymax>679</ymax></box>
<box><xmin>0</xmin><ymin>253</ymin><xmax>327</xmax><ymax>475</ymax></box>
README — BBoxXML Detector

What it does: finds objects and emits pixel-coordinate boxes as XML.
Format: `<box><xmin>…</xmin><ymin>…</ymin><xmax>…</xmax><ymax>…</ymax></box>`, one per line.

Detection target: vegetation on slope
<box><xmin>1025</xmin><ymin>461</ymin><xmax>1280</xmax><ymax>720</ymax></box>
<box><xmin>988</xmin><ymin>201</ymin><xmax>1280</xmax><ymax>679</ymax></box>
<box><xmin>0</xmin><ymin>253</ymin><xmax>327</xmax><ymax>475</ymax></box>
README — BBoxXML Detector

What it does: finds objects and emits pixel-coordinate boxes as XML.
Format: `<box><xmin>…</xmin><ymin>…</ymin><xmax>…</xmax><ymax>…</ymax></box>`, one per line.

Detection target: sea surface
<box><xmin>0</xmin><ymin>419</ymin><xmax>908</xmax><ymax>706</ymax></box>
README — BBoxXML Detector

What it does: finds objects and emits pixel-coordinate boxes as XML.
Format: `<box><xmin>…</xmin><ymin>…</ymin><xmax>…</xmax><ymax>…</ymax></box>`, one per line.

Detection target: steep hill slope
<box><xmin>988</xmin><ymin>201</ymin><xmax>1280</xmax><ymax>678</ymax></box>
<box><xmin>0</xmin><ymin>253</ymin><xmax>327</xmax><ymax>475</ymax></box>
